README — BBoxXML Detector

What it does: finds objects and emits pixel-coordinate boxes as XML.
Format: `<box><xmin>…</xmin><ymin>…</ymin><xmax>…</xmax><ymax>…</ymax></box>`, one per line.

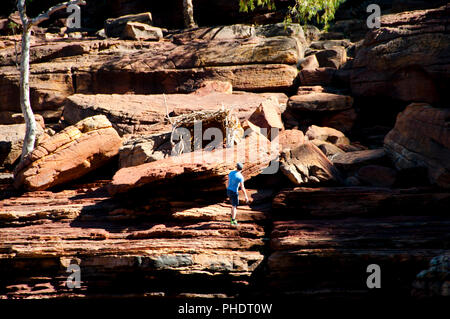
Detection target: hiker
<box><xmin>227</xmin><ymin>162</ymin><xmax>249</xmax><ymax>225</ymax></box>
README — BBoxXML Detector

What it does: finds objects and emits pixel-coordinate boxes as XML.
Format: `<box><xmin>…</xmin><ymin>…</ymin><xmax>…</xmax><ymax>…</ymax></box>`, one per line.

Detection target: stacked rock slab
<box><xmin>108</xmin><ymin>131</ymin><xmax>276</xmax><ymax>196</ymax></box>
<box><xmin>0</xmin><ymin>183</ymin><xmax>270</xmax><ymax>298</ymax></box>
<box><xmin>350</xmin><ymin>5</ymin><xmax>450</xmax><ymax>104</ymax></box>
<box><xmin>14</xmin><ymin>115</ymin><xmax>122</xmax><ymax>191</ymax></box>
<box><xmin>0</xmin><ymin>29</ymin><xmax>302</xmax><ymax>119</ymax></box>
<box><xmin>63</xmin><ymin>93</ymin><xmax>281</xmax><ymax>136</ymax></box>
<box><xmin>384</xmin><ymin>103</ymin><xmax>450</xmax><ymax>188</ymax></box>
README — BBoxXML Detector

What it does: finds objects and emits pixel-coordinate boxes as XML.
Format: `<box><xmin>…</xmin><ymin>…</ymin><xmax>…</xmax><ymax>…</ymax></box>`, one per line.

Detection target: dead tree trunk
<box><xmin>183</xmin><ymin>0</ymin><xmax>197</xmax><ymax>29</ymax></box>
<box><xmin>16</xmin><ymin>0</ymin><xmax>86</xmax><ymax>160</ymax></box>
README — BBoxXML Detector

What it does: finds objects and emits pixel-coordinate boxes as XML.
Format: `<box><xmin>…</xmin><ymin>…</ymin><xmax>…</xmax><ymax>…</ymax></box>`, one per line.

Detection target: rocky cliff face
<box><xmin>0</xmin><ymin>3</ymin><xmax>449</xmax><ymax>302</ymax></box>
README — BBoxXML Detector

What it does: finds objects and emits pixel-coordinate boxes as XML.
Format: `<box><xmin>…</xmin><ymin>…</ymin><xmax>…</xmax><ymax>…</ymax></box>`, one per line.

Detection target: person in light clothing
<box><xmin>227</xmin><ymin>162</ymin><xmax>249</xmax><ymax>225</ymax></box>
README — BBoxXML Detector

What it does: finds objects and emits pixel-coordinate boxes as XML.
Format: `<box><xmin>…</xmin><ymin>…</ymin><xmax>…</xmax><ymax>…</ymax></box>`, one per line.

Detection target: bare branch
<box><xmin>17</xmin><ymin>0</ymin><xmax>30</xmax><ymax>29</ymax></box>
<box><xmin>31</xmin><ymin>0</ymin><xmax>86</xmax><ymax>26</ymax></box>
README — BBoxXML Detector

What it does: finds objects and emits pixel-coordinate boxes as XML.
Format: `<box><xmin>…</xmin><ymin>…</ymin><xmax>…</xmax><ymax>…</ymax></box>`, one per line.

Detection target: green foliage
<box><xmin>239</xmin><ymin>0</ymin><xmax>346</xmax><ymax>29</ymax></box>
<box><xmin>7</xmin><ymin>21</ymin><xmax>20</xmax><ymax>34</ymax></box>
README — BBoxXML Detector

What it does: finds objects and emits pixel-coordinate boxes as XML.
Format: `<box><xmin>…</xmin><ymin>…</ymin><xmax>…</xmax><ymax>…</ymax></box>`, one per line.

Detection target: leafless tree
<box><xmin>16</xmin><ymin>0</ymin><xmax>86</xmax><ymax>160</ymax></box>
<box><xmin>182</xmin><ymin>0</ymin><xmax>197</xmax><ymax>28</ymax></box>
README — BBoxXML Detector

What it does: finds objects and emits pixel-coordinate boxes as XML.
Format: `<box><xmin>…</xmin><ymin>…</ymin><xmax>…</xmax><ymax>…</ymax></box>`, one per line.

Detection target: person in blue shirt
<box><xmin>227</xmin><ymin>162</ymin><xmax>249</xmax><ymax>225</ymax></box>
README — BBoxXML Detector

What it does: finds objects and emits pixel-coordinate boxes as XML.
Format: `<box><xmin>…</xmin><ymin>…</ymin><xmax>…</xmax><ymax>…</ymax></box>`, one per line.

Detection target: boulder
<box><xmin>296</xmin><ymin>85</ymin><xmax>324</xmax><ymax>95</ymax></box>
<box><xmin>350</xmin><ymin>5</ymin><xmax>450</xmax><ymax>104</ymax></box>
<box><xmin>303</xmin><ymin>25</ymin><xmax>321</xmax><ymax>43</ymax></box>
<box><xmin>287</xmin><ymin>92</ymin><xmax>353</xmax><ymax>112</ymax></box>
<box><xmin>13</xmin><ymin>115</ymin><xmax>122</xmax><ymax>191</ymax></box>
<box><xmin>278</xmin><ymin>129</ymin><xmax>305</xmax><ymax>150</ymax></box>
<box><xmin>255</xmin><ymin>23</ymin><xmax>305</xmax><ymax>40</ymax></box>
<box><xmin>191</xmin><ymin>80</ymin><xmax>232</xmax><ymax>96</ymax></box>
<box><xmin>279</xmin><ymin>142</ymin><xmax>341</xmax><ymax>185</ymax></box>
<box><xmin>122</xmin><ymin>22</ymin><xmax>162</xmax><ymax>41</ymax></box>
<box><xmin>321</xmin><ymin>108</ymin><xmax>357</xmax><ymax>133</ymax></box>
<box><xmin>297</xmin><ymin>55</ymin><xmax>319</xmax><ymax>70</ymax></box>
<box><xmin>247</xmin><ymin>97</ymin><xmax>284</xmax><ymax>139</ymax></box>
<box><xmin>298</xmin><ymin>67</ymin><xmax>336</xmax><ymax>86</ymax></box>
<box><xmin>310</xmin><ymin>139</ymin><xmax>345</xmax><ymax>157</ymax></box>
<box><xmin>315</xmin><ymin>46</ymin><xmax>347</xmax><ymax>69</ymax></box>
<box><xmin>384</xmin><ymin>103</ymin><xmax>450</xmax><ymax>188</ymax></box>
<box><xmin>119</xmin><ymin>132</ymin><xmax>171</xmax><ymax>169</ymax></box>
<box><xmin>305</xmin><ymin>125</ymin><xmax>350</xmax><ymax>145</ymax></box>
<box><xmin>105</xmin><ymin>12</ymin><xmax>153</xmax><ymax>38</ymax></box>
<box><xmin>331</xmin><ymin>149</ymin><xmax>387</xmax><ymax>172</ymax></box>
<box><xmin>108</xmin><ymin>131</ymin><xmax>276</xmax><ymax>196</ymax></box>
<box><xmin>0</xmin><ymin>124</ymin><xmax>44</xmax><ymax>168</ymax></box>
<box><xmin>356</xmin><ymin>165</ymin><xmax>397</xmax><ymax>187</ymax></box>
<box><xmin>63</xmin><ymin>93</ymin><xmax>280</xmax><ymax>136</ymax></box>
<box><xmin>310</xmin><ymin>39</ymin><xmax>352</xmax><ymax>50</ymax></box>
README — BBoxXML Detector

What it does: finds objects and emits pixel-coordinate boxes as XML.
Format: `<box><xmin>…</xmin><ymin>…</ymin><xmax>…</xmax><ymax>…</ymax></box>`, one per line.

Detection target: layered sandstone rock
<box><xmin>315</xmin><ymin>46</ymin><xmax>347</xmax><ymax>69</ymax></box>
<box><xmin>105</xmin><ymin>12</ymin><xmax>153</xmax><ymax>38</ymax></box>
<box><xmin>109</xmin><ymin>132</ymin><xmax>276</xmax><ymax>196</ymax></box>
<box><xmin>351</xmin><ymin>5</ymin><xmax>450</xmax><ymax>104</ymax></box>
<box><xmin>384</xmin><ymin>103</ymin><xmax>450</xmax><ymax>188</ymax></box>
<box><xmin>286</xmin><ymin>93</ymin><xmax>355</xmax><ymax>132</ymax></box>
<box><xmin>247</xmin><ymin>97</ymin><xmax>284</xmax><ymax>139</ymax></box>
<box><xmin>331</xmin><ymin>149</ymin><xmax>388</xmax><ymax>172</ymax></box>
<box><xmin>122</xmin><ymin>22</ymin><xmax>163</xmax><ymax>41</ymax></box>
<box><xmin>0</xmin><ymin>180</ymin><xmax>270</xmax><ymax>298</ymax></box>
<box><xmin>272</xmin><ymin>186</ymin><xmax>450</xmax><ymax>218</ymax></box>
<box><xmin>305</xmin><ymin>125</ymin><xmax>350</xmax><ymax>145</ymax></box>
<box><xmin>268</xmin><ymin>217</ymin><xmax>450</xmax><ymax>297</ymax></box>
<box><xmin>13</xmin><ymin>115</ymin><xmax>122</xmax><ymax>191</ymax></box>
<box><xmin>63</xmin><ymin>93</ymin><xmax>280</xmax><ymax>136</ymax></box>
<box><xmin>279</xmin><ymin>142</ymin><xmax>341</xmax><ymax>185</ymax></box>
<box><xmin>119</xmin><ymin>132</ymin><xmax>171</xmax><ymax>168</ymax></box>
<box><xmin>288</xmin><ymin>92</ymin><xmax>353</xmax><ymax>112</ymax></box>
<box><xmin>0</xmin><ymin>34</ymin><xmax>300</xmax><ymax>118</ymax></box>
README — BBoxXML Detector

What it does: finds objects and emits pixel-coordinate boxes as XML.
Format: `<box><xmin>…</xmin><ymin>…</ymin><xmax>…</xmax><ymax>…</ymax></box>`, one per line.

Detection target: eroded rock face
<box><xmin>14</xmin><ymin>115</ymin><xmax>122</xmax><ymax>191</ymax></box>
<box><xmin>272</xmin><ymin>186</ymin><xmax>450</xmax><ymax>218</ymax></box>
<box><xmin>63</xmin><ymin>93</ymin><xmax>279</xmax><ymax>136</ymax></box>
<box><xmin>0</xmin><ymin>34</ymin><xmax>300</xmax><ymax>118</ymax></box>
<box><xmin>384</xmin><ymin>103</ymin><xmax>450</xmax><ymax>188</ymax></box>
<box><xmin>279</xmin><ymin>142</ymin><xmax>341</xmax><ymax>185</ymax></box>
<box><xmin>268</xmin><ymin>217</ymin><xmax>450</xmax><ymax>297</ymax></box>
<box><xmin>119</xmin><ymin>132</ymin><xmax>171</xmax><ymax>168</ymax></box>
<box><xmin>331</xmin><ymin>149</ymin><xmax>387</xmax><ymax>172</ymax></box>
<box><xmin>109</xmin><ymin>132</ymin><xmax>276</xmax><ymax>196</ymax></box>
<box><xmin>0</xmin><ymin>183</ymin><xmax>270</xmax><ymax>298</ymax></box>
<box><xmin>351</xmin><ymin>5</ymin><xmax>450</xmax><ymax>104</ymax></box>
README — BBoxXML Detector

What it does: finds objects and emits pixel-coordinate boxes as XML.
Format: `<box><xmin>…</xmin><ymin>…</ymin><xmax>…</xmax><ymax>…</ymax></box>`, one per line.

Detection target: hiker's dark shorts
<box><xmin>227</xmin><ymin>189</ymin><xmax>239</xmax><ymax>207</ymax></box>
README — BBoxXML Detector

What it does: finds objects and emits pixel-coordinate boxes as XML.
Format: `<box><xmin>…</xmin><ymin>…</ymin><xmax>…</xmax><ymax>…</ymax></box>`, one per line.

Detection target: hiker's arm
<box><xmin>240</xmin><ymin>182</ymin><xmax>249</xmax><ymax>203</ymax></box>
